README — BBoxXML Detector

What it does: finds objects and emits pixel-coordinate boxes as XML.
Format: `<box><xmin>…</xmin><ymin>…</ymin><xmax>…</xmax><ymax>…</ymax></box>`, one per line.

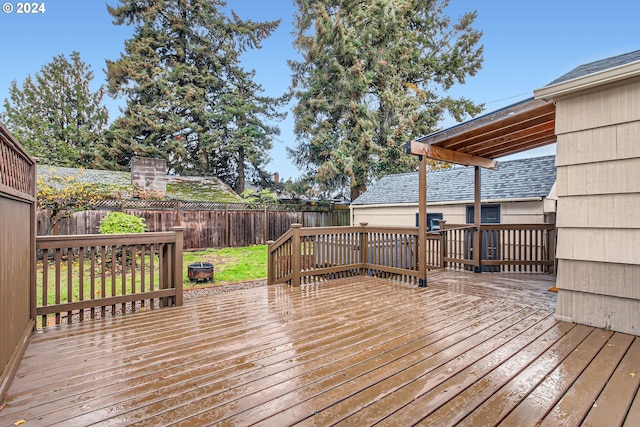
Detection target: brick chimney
<box><xmin>274</xmin><ymin>172</ymin><xmax>279</xmax><ymax>183</ymax></box>
<box><xmin>131</xmin><ymin>157</ymin><xmax>167</xmax><ymax>196</ymax></box>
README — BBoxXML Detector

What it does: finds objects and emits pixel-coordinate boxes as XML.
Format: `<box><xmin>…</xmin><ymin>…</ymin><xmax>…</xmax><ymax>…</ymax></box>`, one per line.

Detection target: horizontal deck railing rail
<box><xmin>268</xmin><ymin>222</ymin><xmax>556</xmax><ymax>286</ymax></box>
<box><xmin>35</xmin><ymin>227</ymin><xmax>184</xmax><ymax>328</ymax></box>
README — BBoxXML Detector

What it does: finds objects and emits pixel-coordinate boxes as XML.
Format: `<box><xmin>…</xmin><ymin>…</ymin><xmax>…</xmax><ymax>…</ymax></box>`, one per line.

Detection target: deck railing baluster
<box><xmin>35</xmin><ymin>230</ymin><xmax>184</xmax><ymax>328</ymax></box>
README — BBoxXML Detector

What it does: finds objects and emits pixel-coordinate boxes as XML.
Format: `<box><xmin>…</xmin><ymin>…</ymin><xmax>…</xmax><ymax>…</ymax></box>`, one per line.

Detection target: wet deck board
<box><xmin>0</xmin><ymin>271</ymin><xmax>638</xmax><ymax>426</ymax></box>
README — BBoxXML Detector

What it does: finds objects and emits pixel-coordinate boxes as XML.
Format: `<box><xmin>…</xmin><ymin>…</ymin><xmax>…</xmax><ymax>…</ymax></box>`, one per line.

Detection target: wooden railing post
<box><xmin>438</xmin><ymin>220</ymin><xmax>447</xmax><ymax>269</ymax></box>
<box><xmin>359</xmin><ymin>223</ymin><xmax>369</xmax><ymax>276</ymax></box>
<box><xmin>266</xmin><ymin>240</ymin><xmax>275</xmax><ymax>285</ymax></box>
<box><xmin>171</xmin><ymin>226</ymin><xmax>185</xmax><ymax>307</ymax></box>
<box><xmin>291</xmin><ymin>224</ymin><xmax>302</xmax><ymax>287</ymax></box>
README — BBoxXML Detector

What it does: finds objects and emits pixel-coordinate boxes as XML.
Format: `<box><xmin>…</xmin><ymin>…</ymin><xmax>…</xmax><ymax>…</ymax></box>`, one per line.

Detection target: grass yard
<box><xmin>183</xmin><ymin>245</ymin><xmax>267</xmax><ymax>286</ymax></box>
<box><xmin>36</xmin><ymin>245</ymin><xmax>268</xmax><ymax>306</ymax></box>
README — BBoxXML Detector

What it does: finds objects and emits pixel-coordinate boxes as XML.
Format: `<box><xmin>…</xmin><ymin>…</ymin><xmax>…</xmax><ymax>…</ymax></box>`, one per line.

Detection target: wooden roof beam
<box><xmin>441</xmin><ymin>111</ymin><xmax>556</xmax><ymax>152</ymax></box>
<box><xmin>404</xmin><ymin>140</ymin><xmax>497</xmax><ymax>170</ymax></box>
<box><xmin>414</xmin><ymin>98</ymin><xmax>552</xmax><ymax>146</ymax></box>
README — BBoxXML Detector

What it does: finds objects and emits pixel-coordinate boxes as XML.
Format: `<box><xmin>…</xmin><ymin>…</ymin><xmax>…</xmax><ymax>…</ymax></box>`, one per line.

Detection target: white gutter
<box><xmin>534</xmin><ymin>60</ymin><xmax>640</xmax><ymax>101</ymax></box>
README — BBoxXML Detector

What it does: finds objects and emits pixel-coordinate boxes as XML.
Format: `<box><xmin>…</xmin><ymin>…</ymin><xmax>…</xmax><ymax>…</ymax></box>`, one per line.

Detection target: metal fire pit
<box><xmin>188</xmin><ymin>262</ymin><xmax>214</xmax><ymax>283</ymax></box>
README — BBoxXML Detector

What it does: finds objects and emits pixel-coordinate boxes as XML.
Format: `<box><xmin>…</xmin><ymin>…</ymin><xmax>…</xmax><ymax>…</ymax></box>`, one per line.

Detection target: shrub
<box><xmin>99</xmin><ymin>212</ymin><xmax>147</xmax><ymax>234</ymax></box>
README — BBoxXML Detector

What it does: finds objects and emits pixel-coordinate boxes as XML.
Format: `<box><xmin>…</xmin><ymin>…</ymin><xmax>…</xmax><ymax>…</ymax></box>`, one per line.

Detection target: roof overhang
<box><xmin>404</xmin><ymin>98</ymin><xmax>556</xmax><ymax>169</ymax></box>
<box><xmin>534</xmin><ymin>60</ymin><xmax>640</xmax><ymax>101</ymax></box>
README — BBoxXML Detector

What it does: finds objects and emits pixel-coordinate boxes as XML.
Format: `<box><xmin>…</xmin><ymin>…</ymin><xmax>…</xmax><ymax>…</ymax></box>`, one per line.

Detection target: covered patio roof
<box><xmin>404</xmin><ymin>97</ymin><xmax>556</xmax><ymax>169</ymax></box>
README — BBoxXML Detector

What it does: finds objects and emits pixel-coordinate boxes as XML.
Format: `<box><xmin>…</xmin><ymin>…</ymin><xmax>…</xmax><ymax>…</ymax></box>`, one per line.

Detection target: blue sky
<box><xmin>1</xmin><ymin>1</ymin><xmax>639</xmax><ymax>180</ymax></box>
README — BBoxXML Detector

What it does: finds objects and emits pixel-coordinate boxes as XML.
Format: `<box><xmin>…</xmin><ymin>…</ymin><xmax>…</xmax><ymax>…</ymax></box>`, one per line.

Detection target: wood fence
<box><xmin>37</xmin><ymin>203</ymin><xmax>350</xmax><ymax>250</ymax></box>
<box><xmin>0</xmin><ymin>123</ymin><xmax>36</xmax><ymax>399</ymax></box>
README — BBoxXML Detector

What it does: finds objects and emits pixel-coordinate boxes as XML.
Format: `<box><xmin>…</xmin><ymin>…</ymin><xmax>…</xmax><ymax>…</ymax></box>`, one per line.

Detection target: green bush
<box><xmin>99</xmin><ymin>212</ymin><xmax>147</xmax><ymax>234</ymax></box>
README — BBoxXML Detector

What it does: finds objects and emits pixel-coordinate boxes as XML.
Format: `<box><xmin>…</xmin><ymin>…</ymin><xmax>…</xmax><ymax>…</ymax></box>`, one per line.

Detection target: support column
<box><xmin>291</xmin><ymin>223</ymin><xmax>302</xmax><ymax>287</ymax></box>
<box><xmin>171</xmin><ymin>226</ymin><xmax>185</xmax><ymax>306</ymax></box>
<box><xmin>418</xmin><ymin>155</ymin><xmax>427</xmax><ymax>287</ymax></box>
<box><xmin>474</xmin><ymin>166</ymin><xmax>482</xmax><ymax>273</ymax></box>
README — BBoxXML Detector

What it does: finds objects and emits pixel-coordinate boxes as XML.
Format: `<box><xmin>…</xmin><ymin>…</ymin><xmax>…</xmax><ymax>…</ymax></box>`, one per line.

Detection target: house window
<box><xmin>416</xmin><ymin>213</ymin><xmax>443</xmax><ymax>231</ymax></box>
<box><xmin>466</xmin><ymin>204</ymin><xmax>500</xmax><ymax>224</ymax></box>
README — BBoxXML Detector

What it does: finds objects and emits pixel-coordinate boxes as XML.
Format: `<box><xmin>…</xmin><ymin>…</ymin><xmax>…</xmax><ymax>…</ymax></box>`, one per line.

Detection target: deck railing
<box><xmin>441</xmin><ymin>223</ymin><xmax>556</xmax><ymax>273</ymax></box>
<box><xmin>268</xmin><ymin>222</ymin><xmax>556</xmax><ymax>286</ymax></box>
<box><xmin>35</xmin><ymin>227</ymin><xmax>184</xmax><ymax>328</ymax></box>
<box><xmin>268</xmin><ymin>224</ymin><xmax>443</xmax><ymax>286</ymax></box>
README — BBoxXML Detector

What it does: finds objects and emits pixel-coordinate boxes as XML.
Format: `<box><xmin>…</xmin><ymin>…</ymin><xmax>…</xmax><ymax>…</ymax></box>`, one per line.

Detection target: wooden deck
<box><xmin>1</xmin><ymin>271</ymin><xmax>639</xmax><ymax>426</ymax></box>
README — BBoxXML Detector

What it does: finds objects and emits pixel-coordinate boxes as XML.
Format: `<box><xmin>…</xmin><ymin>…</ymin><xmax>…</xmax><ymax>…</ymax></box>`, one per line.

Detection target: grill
<box><xmin>187</xmin><ymin>262</ymin><xmax>214</xmax><ymax>283</ymax></box>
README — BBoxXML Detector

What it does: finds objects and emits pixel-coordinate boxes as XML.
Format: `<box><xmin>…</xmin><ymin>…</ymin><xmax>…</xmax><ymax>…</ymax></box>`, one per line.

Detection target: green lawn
<box><xmin>183</xmin><ymin>245</ymin><xmax>267</xmax><ymax>286</ymax></box>
<box><xmin>36</xmin><ymin>245</ymin><xmax>268</xmax><ymax>306</ymax></box>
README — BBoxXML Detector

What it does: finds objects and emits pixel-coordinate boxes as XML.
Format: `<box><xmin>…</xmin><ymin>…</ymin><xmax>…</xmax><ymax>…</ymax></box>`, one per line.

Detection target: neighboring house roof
<box><xmin>547</xmin><ymin>50</ymin><xmax>640</xmax><ymax>86</ymax></box>
<box><xmin>37</xmin><ymin>165</ymin><xmax>242</xmax><ymax>202</ymax></box>
<box><xmin>351</xmin><ymin>155</ymin><xmax>556</xmax><ymax>206</ymax></box>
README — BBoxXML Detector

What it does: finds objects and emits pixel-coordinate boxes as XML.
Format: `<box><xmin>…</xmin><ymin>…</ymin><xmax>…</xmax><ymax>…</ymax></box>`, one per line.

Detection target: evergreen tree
<box><xmin>106</xmin><ymin>0</ymin><xmax>287</xmax><ymax>192</ymax></box>
<box><xmin>2</xmin><ymin>51</ymin><xmax>109</xmax><ymax>167</ymax></box>
<box><xmin>289</xmin><ymin>0</ymin><xmax>484</xmax><ymax>200</ymax></box>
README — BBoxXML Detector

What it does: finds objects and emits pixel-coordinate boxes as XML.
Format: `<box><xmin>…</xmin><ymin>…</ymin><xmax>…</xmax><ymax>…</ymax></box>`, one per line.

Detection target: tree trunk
<box><xmin>350</xmin><ymin>182</ymin><xmax>366</xmax><ymax>202</ymax></box>
<box><xmin>236</xmin><ymin>145</ymin><xmax>245</xmax><ymax>194</ymax></box>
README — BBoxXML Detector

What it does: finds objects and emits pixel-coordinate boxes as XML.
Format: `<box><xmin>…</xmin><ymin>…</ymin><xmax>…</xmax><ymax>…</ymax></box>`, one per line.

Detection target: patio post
<box><xmin>418</xmin><ymin>155</ymin><xmax>427</xmax><ymax>287</ymax></box>
<box><xmin>474</xmin><ymin>166</ymin><xmax>482</xmax><ymax>273</ymax></box>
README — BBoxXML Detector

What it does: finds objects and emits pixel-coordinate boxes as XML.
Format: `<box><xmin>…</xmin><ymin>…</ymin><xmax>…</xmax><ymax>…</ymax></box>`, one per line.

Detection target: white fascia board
<box><xmin>534</xmin><ymin>61</ymin><xmax>640</xmax><ymax>101</ymax></box>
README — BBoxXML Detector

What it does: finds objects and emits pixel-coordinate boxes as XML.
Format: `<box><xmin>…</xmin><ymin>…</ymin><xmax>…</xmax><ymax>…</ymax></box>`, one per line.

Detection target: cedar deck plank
<box><xmin>11</xmin><ymin>280</ymin><xmax>416</xmax><ymax>387</ymax></box>
<box><xmin>540</xmin><ymin>332</ymin><xmax>635</xmax><ymax>426</ymax></box>
<box><xmin>248</xmin><ymin>306</ymin><xmax>542</xmax><ymax>427</ymax></box>
<box><xmin>497</xmin><ymin>329</ymin><xmax>614</xmax><ymax>426</ymax></box>
<box><xmin>625</xmin><ymin>391</ymin><xmax>640</xmax><ymax>427</ymax></box>
<box><xmin>122</xmin><ymin>299</ymin><xmax>519</xmax><ymax>425</ymax></box>
<box><xmin>0</xmin><ymin>272</ymin><xmax>637</xmax><ymax>426</ymax></box>
<box><xmin>350</xmin><ymin>313</ymin><xmax>563</xmax><ymax>427</ymax></box>
<box><xmin>299</xmin><ymin>309</ymin><xmax>555</xmax><ymax>427</ymax></box>
<box><xmin>582</xmin><ymin>337</ymin><xmax>640</xmax><ymax>427</ymax></box>
<box><xmin>415</xmin><ymin>320</ymin><xmax>576</xmax><ymax>427</ymax></box>
<box><xmin>36</xmin><ymin>290</ymin><xmax>480</xmax><ymax>425</ymax></box>
<box><xmin>442</xmin><ymin>323</ymin><xmax>595</xmax><ymax>426</ymax></box>
<box><xmin>3</xmin><ymin>282</ymin><xmax>460</xmax><ymax>420</ymax></box>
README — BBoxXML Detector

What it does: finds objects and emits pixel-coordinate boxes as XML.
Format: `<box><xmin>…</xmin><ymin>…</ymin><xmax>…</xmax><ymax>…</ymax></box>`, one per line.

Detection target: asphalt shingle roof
<box><xmin>351</xmin><ymin>155</ymin><xmax>556</xmax><ymax>206</ymax></box>
<box><xmin>547</xmin><ymin>50</ymin><xmax>640</xmax><ymax>86</ymax></box>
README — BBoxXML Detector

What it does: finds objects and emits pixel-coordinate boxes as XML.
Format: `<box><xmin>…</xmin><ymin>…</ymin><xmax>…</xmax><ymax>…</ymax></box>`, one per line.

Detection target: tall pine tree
<box><xmin>106</xmin><ymin>0</ymin><xmax>287</xmax><ymax>192</ymax></box>
<box><xmin>2</xmin><ymin>51</ymin><xmax>109</xmax><ymax>168</ymax></box>
<box><xmin>289</xmin><ymin>0</ymin><xmax>484</xmax><ymax>200</ymax></box>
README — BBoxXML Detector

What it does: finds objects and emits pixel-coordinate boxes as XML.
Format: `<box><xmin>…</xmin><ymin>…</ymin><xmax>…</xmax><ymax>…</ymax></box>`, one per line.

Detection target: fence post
<box><xmin>263</xmin><ymin>204</ymin><xmax>268</xmax><ymax>243</ymax></box>
<box><xmin>176</xmin><ymin>201</ymin><xmax>182</xmax><ymax>226</ymax></box>
<box><xmin>291</xmin><ymin>223</ymin><xmax>302</xmax><ymax>287</ymax></box>
<box><xmin>359</xmin><ymin>222</ymin><xmax>368</xmax><ymax>276</ymax></box>
<box><xmin>225</xmin><ymin>203</ymin><xmax>230</xmax><ymax>247</ymax></box>
<box><xmin>171</xmin><ymin>226</ymin><xmax>185</xmax><ymax>307</ymax></box>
